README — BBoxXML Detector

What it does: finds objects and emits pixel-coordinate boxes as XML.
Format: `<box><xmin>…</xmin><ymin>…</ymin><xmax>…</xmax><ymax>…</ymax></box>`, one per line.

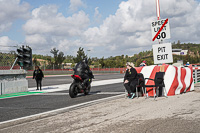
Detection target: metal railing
<box><xmin>193</xmin><ymin>68</ymin><xmax>200</xmax><ymax>83</ymax></box>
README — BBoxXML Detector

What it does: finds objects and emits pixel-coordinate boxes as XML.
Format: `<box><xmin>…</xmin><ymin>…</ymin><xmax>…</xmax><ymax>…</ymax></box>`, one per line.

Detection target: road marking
<box><xmin>0</xmin><ymin>92</ymin><xmax>44</xmax><ymax>99</ymax></box>
<box><xmin>28</xmin><ymin>78</ymin><xmax>123</xmax><ymax>92</ymax></box>
<box><xmin>0</xmin><ymin>78</ymin><xmax>123</xmax><ymax>100</ymax></box>
<box><xmin>0</xmin><ymin>94</ymin><xmax>125</xmax><ymax>129</ymax></box>
<box><xmin>95</xmin><ymin>92</ymin><xmax>124</xmax><ymax>95</ymax></box>
<box><xmin>37</xmin><ymin>92</ymin><xmax>124</xmax><ymax>95</ymax></box>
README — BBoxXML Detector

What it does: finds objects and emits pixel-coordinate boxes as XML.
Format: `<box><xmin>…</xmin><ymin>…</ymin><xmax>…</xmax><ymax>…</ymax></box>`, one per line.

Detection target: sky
<box><xmin>0</xmin><ymin>0</ymin><xmax>200</xmax><ymax>58</ymax></box>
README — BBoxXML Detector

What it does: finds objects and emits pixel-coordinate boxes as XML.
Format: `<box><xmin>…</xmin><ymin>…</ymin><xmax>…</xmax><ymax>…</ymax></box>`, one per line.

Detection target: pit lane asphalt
<box><xmin>0</xmin><ymin>74</ymin><xmax>124</xmax><ymax>122</ymax></box>
<box><xmin>27</xmin><ymin>73</ymin><xmax>124</xmax><ymax>88</ymax></box>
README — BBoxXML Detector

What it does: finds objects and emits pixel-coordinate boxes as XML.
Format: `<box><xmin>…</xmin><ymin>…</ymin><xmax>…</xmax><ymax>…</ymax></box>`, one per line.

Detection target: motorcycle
<box><xmin>69</xmin><ymin>75</ymin><xmax>92</xmax><ymax>98</ymax></box>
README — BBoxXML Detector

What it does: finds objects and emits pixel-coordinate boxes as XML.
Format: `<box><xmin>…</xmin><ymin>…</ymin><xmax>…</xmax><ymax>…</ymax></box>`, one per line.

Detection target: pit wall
<box><xmin>0</xmin><ymin>70</ymin><xmax>28</xmax><ymax>95</ymax></box>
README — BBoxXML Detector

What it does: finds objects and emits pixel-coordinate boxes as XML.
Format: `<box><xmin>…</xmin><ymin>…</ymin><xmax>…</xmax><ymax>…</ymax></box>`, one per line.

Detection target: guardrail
<box><xmin>193</xmin><ymin>66</ymin><xmax>200</xmax><ymax>83</ymax></box>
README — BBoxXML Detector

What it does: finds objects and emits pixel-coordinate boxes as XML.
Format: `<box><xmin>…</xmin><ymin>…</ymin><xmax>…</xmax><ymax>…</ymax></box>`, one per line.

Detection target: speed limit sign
<box><xmin>151</xmin><ymin>18</ymin><xmax>170</xmax><ymax>41</ymax></box>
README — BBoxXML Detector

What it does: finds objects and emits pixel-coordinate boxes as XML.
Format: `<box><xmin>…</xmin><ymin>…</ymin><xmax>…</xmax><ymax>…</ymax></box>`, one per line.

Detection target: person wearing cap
<box><xmin>139</xmin><ymin>60</ymin><xmax>147</xmax><ymax>67</ymax></box>
<box><xmin>124</xmin><ymin>62</ymin><xmax>138</xmax><ymax>99</ymax></box>
<box><xmin>186</xmin><ymin>62</ymin><xmax>190</xmax><ymax>66</ymax></box>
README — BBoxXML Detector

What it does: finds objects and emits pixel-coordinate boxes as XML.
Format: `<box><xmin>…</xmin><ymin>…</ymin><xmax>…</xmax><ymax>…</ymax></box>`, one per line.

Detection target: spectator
<box><xmin>33</xmin><ymin>66</ymin><xmax>44</xmax><ymax>90</ymax></box>
<box><xmin>139</xmin><ymin>60</ymin><xmax>147</xmax><ymax>67</ymax></box>
<box><xmin>124</xmin><ymin>62</ymin><xmax>138</xmax><ymax>99</ymax></box>
<box><xmin>186</xmin><ymin>62</ymin><xmax>190</xmax><ymax>66</ymax></box>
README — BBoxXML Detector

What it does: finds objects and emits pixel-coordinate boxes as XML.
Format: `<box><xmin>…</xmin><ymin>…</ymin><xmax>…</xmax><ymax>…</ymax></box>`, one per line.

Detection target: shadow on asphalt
<box><xmin>75</xmin><ymin>91</ymin><xmax>101</xmax><ymax>98</ymax></box>
<box><xmin>42</xmin><ymin>87</ymin><xmax>59</xmax><ymax>90</ymax></box>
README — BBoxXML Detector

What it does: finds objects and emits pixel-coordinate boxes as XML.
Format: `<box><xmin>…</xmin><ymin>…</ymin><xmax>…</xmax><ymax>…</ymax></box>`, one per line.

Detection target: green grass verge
<box><xmin>0</xmin><ymin>91</ymin><xmax>45</xmax><ymax>99</ymax></box>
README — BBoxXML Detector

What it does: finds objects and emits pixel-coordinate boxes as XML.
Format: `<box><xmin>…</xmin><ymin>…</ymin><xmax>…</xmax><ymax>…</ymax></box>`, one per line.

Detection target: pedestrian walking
<box><xmin>33</xmin><ymin>66</ymin><xmax>44</xmax><ymax>90</ymax></box>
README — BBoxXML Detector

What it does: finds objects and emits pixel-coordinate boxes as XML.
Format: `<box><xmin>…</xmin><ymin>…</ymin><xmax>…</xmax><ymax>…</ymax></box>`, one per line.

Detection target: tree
<box><xmin>136</xmin><ymin>59</ymin><xmax>142</xmax><ymax>67</ymax></box>
<box><xmin>33</xmin><ymin>57</ymin><xmax>40</xmax><ymax>66</ymax></box>
<box><xmin>50</xmin><ymin>48</ymin><xmax>65</xmax><ymax>69</ymax></box>
<box><xmin>99</xmin><ymin>57</ymin><xmax>105</xmax><ymax>68</ymax></box>
<box><xmin>73</xmin><ymin>47</ymin><xmax>87</xmax><ymax>63</ymax></box>
<box><xmin>57</xmin><ymin>51</ymin><xmax>66</xmax><ymax>67</ymax></box>
<box><xmin>50</xmin><ymin>48</ymin><xmax>59</xmax><ymax>67</ymax></box>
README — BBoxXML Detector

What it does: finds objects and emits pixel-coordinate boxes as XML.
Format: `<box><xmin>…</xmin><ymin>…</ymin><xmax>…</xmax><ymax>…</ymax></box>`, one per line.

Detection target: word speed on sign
<box><xmin>151</xmin><ymin>18</ymin><xmax>170</xmax><ymax>41</ymax></box>
<box><xmin>153</xmin><ymin>43</ymin><xmax>173</xmax><ymax>64</ymax></box>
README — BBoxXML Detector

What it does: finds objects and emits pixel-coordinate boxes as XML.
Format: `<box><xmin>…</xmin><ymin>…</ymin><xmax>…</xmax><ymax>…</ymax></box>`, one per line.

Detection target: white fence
<box><xmin>193</xmin><ymin>68</ymin><xmax>200</xmax><ymax>83</ymax></box>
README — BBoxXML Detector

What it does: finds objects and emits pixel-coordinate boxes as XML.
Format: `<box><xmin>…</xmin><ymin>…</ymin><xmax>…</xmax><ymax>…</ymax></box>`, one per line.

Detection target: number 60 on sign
<box><xmin>151</xmin><ymin>19</ymin><xmax>170</xmax><ymax>41</ymax></box>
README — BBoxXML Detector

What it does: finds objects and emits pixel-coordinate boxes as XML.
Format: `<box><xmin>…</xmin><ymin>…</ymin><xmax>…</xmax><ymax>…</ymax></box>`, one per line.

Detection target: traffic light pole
<box><xmin>10</xmin><ymin>57</ymin><xmax>18</xmax><ymax>70</ymax></box>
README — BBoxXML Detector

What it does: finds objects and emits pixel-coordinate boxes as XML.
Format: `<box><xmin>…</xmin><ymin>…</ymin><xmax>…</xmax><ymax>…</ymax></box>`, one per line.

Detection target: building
<box><xmin>172</xmin><ymin>49</ymin><xmax>188</xmax><ymax>56</ymax></box>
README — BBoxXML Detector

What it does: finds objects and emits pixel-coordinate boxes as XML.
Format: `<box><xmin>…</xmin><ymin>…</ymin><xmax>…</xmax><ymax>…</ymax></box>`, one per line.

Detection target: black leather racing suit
<box><xmin>74</xmin><ymin>61</ymin><xmax>94</xmax><ymax>87</ymax></box>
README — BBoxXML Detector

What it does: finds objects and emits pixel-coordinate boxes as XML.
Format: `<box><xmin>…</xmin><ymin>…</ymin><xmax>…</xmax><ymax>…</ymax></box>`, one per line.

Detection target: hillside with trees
<box><xmin>28</xmin><ymin>41</ymin><xmax>200</xmax><ymax>69</ymax></box>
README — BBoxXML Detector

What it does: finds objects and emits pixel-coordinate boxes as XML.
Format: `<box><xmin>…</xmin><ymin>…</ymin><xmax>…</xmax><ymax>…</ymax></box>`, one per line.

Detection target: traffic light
<box><xmin>17</xmin><ymin>46</ymin><xmax>24</xmax><ymax>67</ymax></box>
<box><xmin>23</xmin><ymin>46</ymin><xmax>32</xmax><ymax>69</ymax></box>
<box><xmin>16</xmin><ymin>45</ymin><xmax>32</xmax><ymax>69</ymax></box>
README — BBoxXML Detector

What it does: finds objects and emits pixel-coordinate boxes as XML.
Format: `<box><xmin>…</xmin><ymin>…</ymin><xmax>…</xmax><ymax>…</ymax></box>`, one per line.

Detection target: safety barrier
<box><xmin>193</xmin><ymin>66</ymin><xmax>200</xmax><ymax>83</ymax></box>
<box><xmin>135</xmin><ymin>64</ymin><xmax>194</xmax><ymax>97</ymax></box>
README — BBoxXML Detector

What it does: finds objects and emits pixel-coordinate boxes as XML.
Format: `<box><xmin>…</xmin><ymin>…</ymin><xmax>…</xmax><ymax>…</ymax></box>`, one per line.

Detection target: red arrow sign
<box><xmin>152</xmin><ymin>18</ymin><xmax>168</xmax><ymax>41</ymax></box>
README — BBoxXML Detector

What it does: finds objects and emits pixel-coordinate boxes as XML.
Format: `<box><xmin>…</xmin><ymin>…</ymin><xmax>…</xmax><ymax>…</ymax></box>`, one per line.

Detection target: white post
<box><xmin>156</xmin><ymin>0</ymin><xmax>161</xmax><ymax>44</ymax></box>
<box><xmin>156</xmin><ymin>0</ymin><xmax>160</xmax><ymax>20</ymax></box>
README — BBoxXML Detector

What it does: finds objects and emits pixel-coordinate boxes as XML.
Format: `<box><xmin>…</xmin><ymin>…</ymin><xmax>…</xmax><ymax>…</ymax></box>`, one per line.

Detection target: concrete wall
<box><xmin>0</xmin><ymin>70</ymin><xmax>28</xmax><ymax>95</ymax></box>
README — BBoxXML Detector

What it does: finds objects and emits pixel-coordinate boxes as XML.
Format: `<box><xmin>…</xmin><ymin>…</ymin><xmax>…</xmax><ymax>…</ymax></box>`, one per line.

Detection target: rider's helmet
<box><xmin>83</xmin><ymin>58</ymin><xmax>88</xmax><ymax>64</ymax></box>
<box><xmin>142</xmin><ymin>60</ymin><xmax>146</xmax><ymax>63</ymax></box>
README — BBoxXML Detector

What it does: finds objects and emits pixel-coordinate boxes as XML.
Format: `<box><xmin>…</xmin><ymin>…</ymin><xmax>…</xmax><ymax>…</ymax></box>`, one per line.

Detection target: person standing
<box><xmin>124</xmin><ymin>62</ymin><xmax>138</xmax><ymax>99</ymax></box>
<box><xmin>33</xmin><ymin>66</ymin><xmax>44</xmax><ymax>90</ymax></box>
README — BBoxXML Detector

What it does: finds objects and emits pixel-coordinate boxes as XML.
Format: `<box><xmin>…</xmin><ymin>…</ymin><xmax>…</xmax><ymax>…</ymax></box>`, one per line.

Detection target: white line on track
<box><xmin>0</xmin><ymin>78</ymin><xmax>124</xmax><ymax>128</ymax></box>
<box><xmin>0</xmin><ymin>78</ymin><xmax>123</xmax><ymax>100</ymax></box>
<box><xmin>29</xmin><ymin>78</ymin><xmax>123</xmax><ymax>93</ymax></box>
<box><xmin>0</xmin><ymin>94</ymin><xmax>125</xmax><ymax>129</ymax></box>
<box><xmin>38</xmin><ymin>92</ymin><xmax>124</xmax><ymax>95</ymax></box>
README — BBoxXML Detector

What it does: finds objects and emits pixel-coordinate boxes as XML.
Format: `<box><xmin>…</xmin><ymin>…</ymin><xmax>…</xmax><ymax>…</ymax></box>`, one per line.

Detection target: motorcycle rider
<box><xmin>74</xmin><ymin>58</ymin><xmax>94</xmax><ymax>88</ymax></box>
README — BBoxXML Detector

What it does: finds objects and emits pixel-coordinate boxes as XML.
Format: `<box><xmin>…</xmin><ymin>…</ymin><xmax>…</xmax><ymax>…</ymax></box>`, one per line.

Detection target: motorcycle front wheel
<box><xmin>69</xmin><ymin>83</ymin><xmax>79</xmax><ymax>98</ymax></box>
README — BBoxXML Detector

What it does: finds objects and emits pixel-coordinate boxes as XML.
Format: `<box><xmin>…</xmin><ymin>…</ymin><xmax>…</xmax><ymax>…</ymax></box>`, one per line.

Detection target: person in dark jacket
<box><xmin>124</xmin><ymin>62</ymin><xmax>138</xmax><ymax>99</ymax></box>
<box><xmin>33</xmin><ymin>66</ymin><xmax>44</xmax><ymax>90</ymax></box>
<box><xmin>74</xmin><ymin>58</ymin><xmax>94</xmax><ymax>88</ymax></box>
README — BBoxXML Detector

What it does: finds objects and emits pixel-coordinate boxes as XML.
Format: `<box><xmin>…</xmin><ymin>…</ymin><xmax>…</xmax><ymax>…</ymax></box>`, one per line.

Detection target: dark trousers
<box><xmin>124</xmin><ymin>80</ymin><xmax>137</xmax><ymax>94</ymax></box>
<box><xmin>81</xmin><ymin>74</ymin><xmax>90</xmax><ymax>87</ymax></box>
<box><xmin>36</xmin><ymin>79</ymin><xmax>42</xmax><ymax>90</ymax></box>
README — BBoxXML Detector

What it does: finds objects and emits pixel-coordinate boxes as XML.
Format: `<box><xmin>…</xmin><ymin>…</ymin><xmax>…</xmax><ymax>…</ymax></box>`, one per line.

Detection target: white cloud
<box><xmin>10</xmin><ymin>0</ymin><xmax>200</xmax><ymax>57</ymax></box>
<box><xmin>0</xmin><ymin>36</ymin><xmax>17</xmax><ymax>51</ymax></box>
<box><xmin>94</xmin><ymin>7</ymin><xmax>102</xmax><ymax>23</ymax></box>
<box><xmin>80</xmin><ymin>0</ymin><xmax>200</xmax><ymax>57</ymax></box>
<box><xmin>23</xmin><ymin>5</ymin><xmax>90</xmax><ymax>55</ymax></box>
<box><xmin>0</xmin><ymin>0</ymin><xmax>30</xmax><ymax>33</ymax></box>
<box><xmin>69</xmin><ymin>0</ymin><xmax>86</xmax><ymax>12</ymax></box>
